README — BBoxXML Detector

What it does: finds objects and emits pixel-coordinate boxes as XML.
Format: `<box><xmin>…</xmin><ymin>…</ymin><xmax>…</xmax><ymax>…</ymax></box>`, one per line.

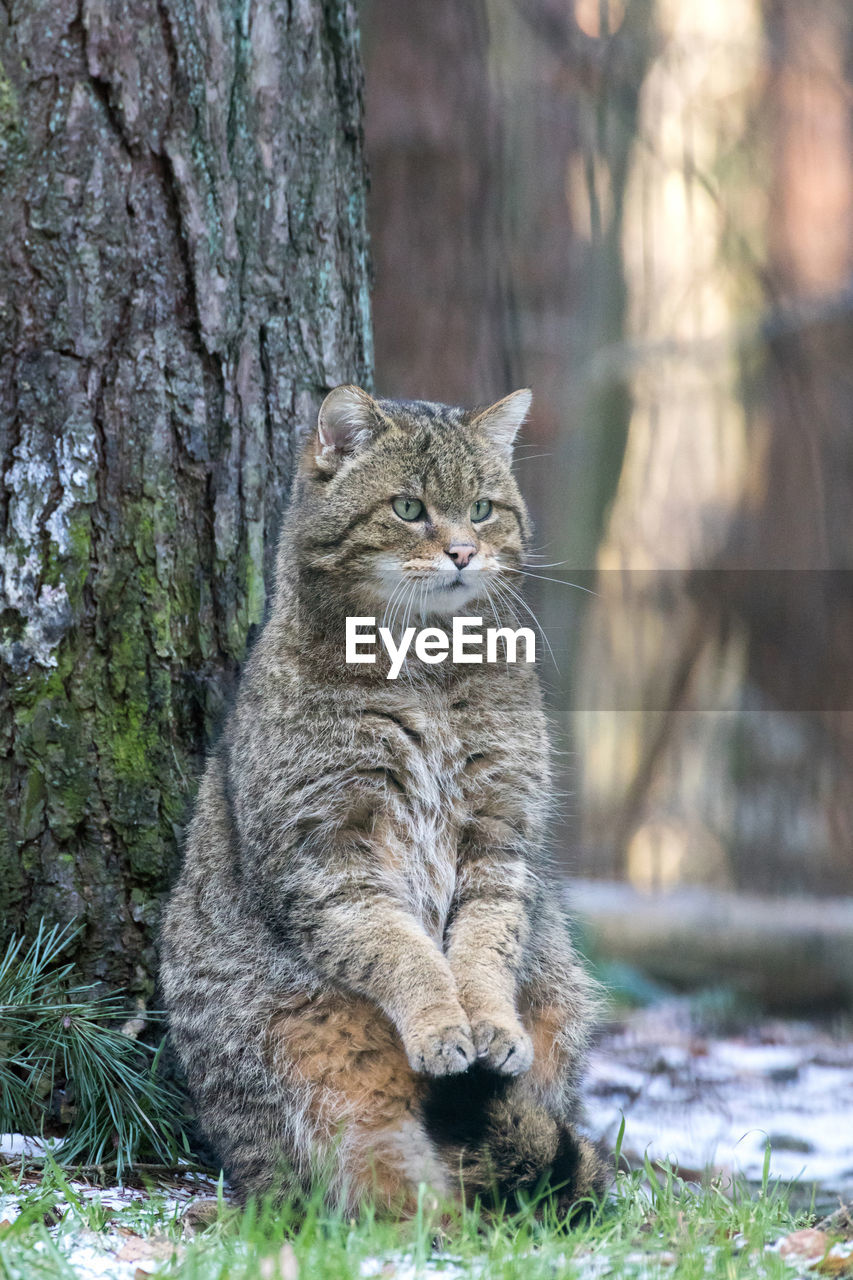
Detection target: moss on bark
<box><xmin>0</xmin><ymin>0</ymin><xmax>372</xmax><ymax>992</ymax></box>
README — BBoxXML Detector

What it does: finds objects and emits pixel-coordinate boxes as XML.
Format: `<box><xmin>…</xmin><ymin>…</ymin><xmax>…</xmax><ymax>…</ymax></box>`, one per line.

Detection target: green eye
<box><xmin>471</xmin><ymin>499</ymin><xmax>493</xmax><ymax>522</ymax></box>
<box><xmin>392</xmin><ymin>496</ymin><xmax>425</xmax><ymax>521</ymax></box>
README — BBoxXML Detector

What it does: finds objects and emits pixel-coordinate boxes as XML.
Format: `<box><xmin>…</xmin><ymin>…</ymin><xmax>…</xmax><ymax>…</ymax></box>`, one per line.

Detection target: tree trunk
<box><xmin>0</xmin><ymin>0</ymin><xmax>372</xmax><ymax>996</ymax></box>
<box><xmin>573</xmin><ymin>0</ymin><xmax>853</xmax><ymax>896</ymax></box>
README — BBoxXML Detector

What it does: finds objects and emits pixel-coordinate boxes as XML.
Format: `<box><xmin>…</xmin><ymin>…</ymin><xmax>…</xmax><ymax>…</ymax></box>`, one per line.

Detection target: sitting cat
<box><xmin>161</xmin><ymin>386</ymin><xmax>607</xmax><ymax>1214</ymax></box>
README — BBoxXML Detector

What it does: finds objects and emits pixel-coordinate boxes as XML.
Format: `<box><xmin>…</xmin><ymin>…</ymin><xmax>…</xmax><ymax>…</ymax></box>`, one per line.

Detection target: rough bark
<box><xmin>0</xmin><ymin>0</ymin><xmax>372</xmax><ymax>994</ymax></box>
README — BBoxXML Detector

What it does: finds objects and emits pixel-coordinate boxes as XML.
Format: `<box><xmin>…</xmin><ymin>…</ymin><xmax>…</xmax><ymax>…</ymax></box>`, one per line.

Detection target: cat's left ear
<box><xmin>470</xmin><ymin>389</ymin><xmax>532</xmax><ymax>460</ymax></box>
<box><xmin>314</xmin><ymin>385</ymin><xmax>385</xmax><ymax>474</ymax></box>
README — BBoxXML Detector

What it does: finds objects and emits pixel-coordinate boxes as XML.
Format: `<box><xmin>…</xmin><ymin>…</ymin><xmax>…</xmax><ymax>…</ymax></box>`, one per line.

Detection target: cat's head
<box><xmin>289</xmin><ymin>386</ymin><xmax>532</xmax><ymax>619</ymax></box>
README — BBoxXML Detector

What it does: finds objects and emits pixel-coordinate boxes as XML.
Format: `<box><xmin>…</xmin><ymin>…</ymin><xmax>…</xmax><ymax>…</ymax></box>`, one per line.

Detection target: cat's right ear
<box><xmin>469</xmin><ymin>388</ymin><xmax>532</xmax><ymax>460</ymax></box>
<box><xmin>314</xmin><ymin>385</ymin><xmax>383</xmax><ymax>474</ymax></box>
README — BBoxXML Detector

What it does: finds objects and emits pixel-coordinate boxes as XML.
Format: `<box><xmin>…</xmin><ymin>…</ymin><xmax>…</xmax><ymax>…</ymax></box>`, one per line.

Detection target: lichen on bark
<box><xmin>0</xmin><ymin>0</ymin><xmax>372</xmax><ymax>992</ymax></box>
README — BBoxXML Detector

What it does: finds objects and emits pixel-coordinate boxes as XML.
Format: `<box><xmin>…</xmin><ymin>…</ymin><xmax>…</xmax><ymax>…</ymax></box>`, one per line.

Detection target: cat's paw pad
<box><xmin>471</xmin><ymin>1019</ymin><xmax>533</xmax><ymax>1075</ymax></box>
<box><xmin>405</xmin><ymin>1020</ymin><xmax>475</xmax><ymax>1077</ymax></box>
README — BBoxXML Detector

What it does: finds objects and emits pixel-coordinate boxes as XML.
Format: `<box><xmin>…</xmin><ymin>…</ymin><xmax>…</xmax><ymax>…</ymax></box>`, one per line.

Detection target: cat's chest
<box><xmin>374</xmin><ymin>691</ymin><xmax>500</xmax><ymax>933</ymax></box>
<box><xmin>377</xmin><ymin>691</ymin><xmax>491</xmax><ymax>814</ymax></box>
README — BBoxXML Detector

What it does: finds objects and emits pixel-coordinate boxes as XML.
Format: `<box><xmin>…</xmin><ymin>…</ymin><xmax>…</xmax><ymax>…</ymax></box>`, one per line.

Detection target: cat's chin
<box><xmin>366</xmin><ymin>572</ymin><xmax>485</xmax><ymax>619</ymax></box>
<box><xmin>414</xmin><ymin>574</ymin><xmax>487</xmax><ymax>618</ymax></box>
<box><xmin>420</xmin><ymin>581</ymin><xmax>482</xmax><ymax>618</ymax></box>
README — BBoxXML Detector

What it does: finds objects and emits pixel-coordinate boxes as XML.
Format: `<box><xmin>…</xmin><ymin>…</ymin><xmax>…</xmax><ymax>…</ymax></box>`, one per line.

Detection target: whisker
<box><xmin>521</xmin><ymin>558</ymin><xmax>582</xmax><ymax>569</ymax></box>
<box><xmin>399</xmin><ymin>578</ymin><xmax>420</xmax><ymax>685</ymax></box>
<box><xmin>380</xmin><ymin>582</ymin><xmax>397</xmax><ymax>634</ymax></box>
<box><xmin>393</xmin><ymin>577</ymin><xmax>417</xmax><ymax>645</ymax></box>
<box><xmin>381</xmin><ymin>574</ymin><xmax>409</xmax><ymax>635</ymax></box>
<box><xmin>484</xmin><ymin>580</ymin><xmax>503</xmax><ymax>634</ymax></box>
<box><xmin>398</xmin><ymin>583</ymin><xmax>417</xmax><ymax>687</ymax></box>
<box><xmin>404</xmin><ymin>578</ymin><xmax>420</xmax><ymax>680</ymax></box>
<box><xmin>479</xmin><ymin>577</ymin><xmax>504</xmax><ymax>636</ymax></box>
<box><xmin>488</xmin><ymin>576</ymin><xmax>521</xmax><ymax>623</ymax></box>
<box><xmin>493</xmin><ymin>573</ymin><xmax>560</xmax><ymax>671</ymax></box>
<box><xmin>522</xmin><ymin>541</ymin><xmax>560</xmax><ymax>558</ymax></box>
<box><xmin>503</xmin><ymin>565</ymin><xmax>599</xmax><ymax>596</ymax></box>
<box><xmin>401</xmin><ymin>577</ymin><xmax>418</xmax><ymax>638</ymax></box>
<box><xmin>493</xmin><ymin>579</ymin><xmax>557</xmax><ymax>673</ymax></box>
<box><xmin>389</xmin><ymin>572</ymin><xmax>417</xmax><ymax>639</ymax></box>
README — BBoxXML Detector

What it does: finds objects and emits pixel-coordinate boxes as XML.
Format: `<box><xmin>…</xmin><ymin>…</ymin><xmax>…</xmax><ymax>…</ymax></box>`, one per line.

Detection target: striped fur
<box><xmin>161</xmin><ymin>387</ymin><xmax>608</xmax><ymax>1214</ymax></box>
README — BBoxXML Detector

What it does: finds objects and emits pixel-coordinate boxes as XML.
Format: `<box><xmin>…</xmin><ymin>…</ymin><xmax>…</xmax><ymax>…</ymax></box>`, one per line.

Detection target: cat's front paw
<box><xmin>403</xmin><ymin>1014</ymin><xmax>475</xmax><ymax>1077</ymax></box>
<box><xmin>471</xmin><ymin>1018</ymin><xmax>533</xmax><ymax>1075</ymax></box>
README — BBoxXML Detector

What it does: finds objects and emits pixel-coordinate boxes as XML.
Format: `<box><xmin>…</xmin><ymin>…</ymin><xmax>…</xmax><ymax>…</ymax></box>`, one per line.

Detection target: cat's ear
<box><xmin>470</xmin><ymin>389</ymin><xmax>532</xmax><ymax>460</ymax></box>
<box><xmin>314</xmin><ymin>385</ymin><xmax>384</xmax><ymax>474</ymax></box>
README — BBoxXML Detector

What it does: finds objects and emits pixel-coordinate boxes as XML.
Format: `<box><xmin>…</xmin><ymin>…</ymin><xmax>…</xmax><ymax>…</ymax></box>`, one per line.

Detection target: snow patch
<box><xmin>583</xmin><ymin>1004</ymin><xmax>853</xmax><ymax>1195</ymax></box>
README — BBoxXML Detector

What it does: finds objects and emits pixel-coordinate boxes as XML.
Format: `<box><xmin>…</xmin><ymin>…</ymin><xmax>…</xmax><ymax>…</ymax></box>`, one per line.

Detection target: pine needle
<box><xmin>0</xmin><ymin>918</ymin><xmax>188</xmax><ymax>1181</ymax></box>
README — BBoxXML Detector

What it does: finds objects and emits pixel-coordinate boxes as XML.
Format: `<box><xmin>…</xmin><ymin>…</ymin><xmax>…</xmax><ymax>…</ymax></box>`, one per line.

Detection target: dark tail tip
<box><xmin>548</xmin><ymin>1128</ymin><xmax>611</xmax><ymax>1221</ymax></box>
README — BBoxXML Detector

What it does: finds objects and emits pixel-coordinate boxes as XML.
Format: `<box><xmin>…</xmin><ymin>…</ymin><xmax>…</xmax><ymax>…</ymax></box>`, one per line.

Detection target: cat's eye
<box><xmin>392</xmin><ymin>496</ymin><xmax>425</xmax><ymax>521</ymax></box>
<box><xmin>471</xmin><ymin>499</ymin><xmax>493</xmax><ymax>523</ymax></box>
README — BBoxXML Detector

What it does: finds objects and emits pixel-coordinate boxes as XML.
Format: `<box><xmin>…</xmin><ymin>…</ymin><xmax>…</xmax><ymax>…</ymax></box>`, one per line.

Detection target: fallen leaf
<box><xmin>817</xmin><ymin>1247</ymin><xmax>853</xmax><ymax>1277</ymax></box>
<box><xmin>777</xmin><ymin>1230</ymin><xmax>853</xmax><ymax>1273</ymax></box>
<box><xmin>116</xmin><ymin>1235</ymin><xmax>180</xmax><ymax>1263</ymax></box>
<box><xmin>780</xmin><ymin>1229</ymin><xmax>830</xmax><ymax>1262</ymax></box>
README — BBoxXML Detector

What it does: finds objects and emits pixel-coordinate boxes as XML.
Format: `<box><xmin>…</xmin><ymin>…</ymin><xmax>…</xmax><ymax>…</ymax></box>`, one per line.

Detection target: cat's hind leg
<box><xmin>513</xmin><ymin>923</ymin><xmax>611</xmax><ymax>1211</ymax></box>
<box><xmin>267</xmin><ymin>992</ymin><xmax>452</xmax><ymax>1215</ymax></box>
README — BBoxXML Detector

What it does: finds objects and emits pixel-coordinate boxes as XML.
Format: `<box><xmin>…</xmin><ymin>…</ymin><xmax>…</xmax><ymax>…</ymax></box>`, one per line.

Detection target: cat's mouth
<box><xmin>418</xmin><ymin>569</ymin><xmax>484</xmax><ymax>615</ymax></box>
<box><xmin>383</xmin><ymin>568</ymin><xmax>477</xmax><ymax>591</ymax></box>
<box><xmin>369</xmin><ymin>556</ymin><xmax>493</xmax><ymax>616</ymax></box>
<box><xmin>428</xmin><ymin>568</ymin><xmax>479</xmax><ymax>592</ymax></box>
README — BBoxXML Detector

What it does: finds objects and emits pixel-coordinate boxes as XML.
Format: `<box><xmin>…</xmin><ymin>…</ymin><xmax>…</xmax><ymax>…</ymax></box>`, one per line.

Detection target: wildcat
<box><xmin>161</xmin><ymin>386</ymin><xmax>607</xmax><ymax>1214</ymax></box>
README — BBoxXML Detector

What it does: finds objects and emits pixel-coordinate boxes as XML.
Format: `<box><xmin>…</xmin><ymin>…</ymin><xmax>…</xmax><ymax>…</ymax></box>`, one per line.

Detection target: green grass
<box><xmin>0</xmin><ymin>921</ymin><xmax>823</xmax><ymax>1276</ymax></box>
<box><xmin>0</xmin><ymin>1145</ymin><xmax>814</xmax><ymax>1280</ymax></box>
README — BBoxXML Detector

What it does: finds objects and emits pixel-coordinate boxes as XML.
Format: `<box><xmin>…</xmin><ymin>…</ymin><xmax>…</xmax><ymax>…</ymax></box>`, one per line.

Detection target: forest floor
<box><xmin>2</xmin><ymin>999</ymin><xmax>852</xmax><ymax>1280</ymax></box>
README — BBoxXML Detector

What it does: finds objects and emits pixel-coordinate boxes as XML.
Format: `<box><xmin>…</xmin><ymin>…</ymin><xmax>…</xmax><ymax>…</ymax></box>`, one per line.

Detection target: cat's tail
<box><xmin>422</xmin><ymin>1065</ymin><xmax>610</xmax><ymax>1216</ymax></box>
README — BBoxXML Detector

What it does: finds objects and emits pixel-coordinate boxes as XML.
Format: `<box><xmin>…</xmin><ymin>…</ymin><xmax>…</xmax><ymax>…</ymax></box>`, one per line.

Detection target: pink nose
<box><xmin>447</xmin><ymin>543</ymin><xmax>476</xmax><ymax>569</ymax></box>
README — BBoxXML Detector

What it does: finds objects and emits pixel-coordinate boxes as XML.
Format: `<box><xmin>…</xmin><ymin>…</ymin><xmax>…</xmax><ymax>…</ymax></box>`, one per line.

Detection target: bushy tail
<box><xmin>421</xmin><ymin>1065</ymin><xmax>610</xmax><ymax>1215</ymax></box>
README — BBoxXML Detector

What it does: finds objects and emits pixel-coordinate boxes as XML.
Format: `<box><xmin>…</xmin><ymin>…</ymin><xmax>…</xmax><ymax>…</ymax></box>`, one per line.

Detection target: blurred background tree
<box><xmin>2</xmin><ymin>0</ymin><xmax>851</xmax><ymax>1002</ymax></box>
<box><xmin>362</xmin><ymin>0</ymin><xmax>853</xmax><ymax>917</ymax></box>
